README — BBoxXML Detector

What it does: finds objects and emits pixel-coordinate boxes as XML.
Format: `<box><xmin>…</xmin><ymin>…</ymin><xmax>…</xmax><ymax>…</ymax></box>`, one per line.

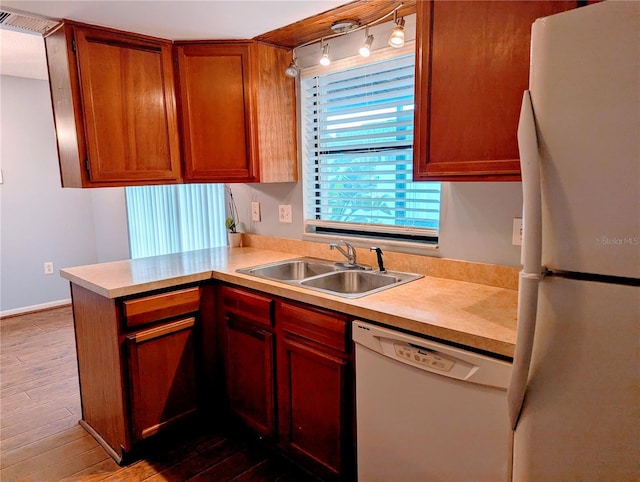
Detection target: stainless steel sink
<box><xmin>242</xmin><ymin>259</ymin><xmax>339</xmax><ymax>281</ymax></box>
<box><xmin>301</xmin><ymin>270</ymin><xmax>400</xmax><ymax>294</ymax></box>
<box><xmin>236</xmin><ymin>257</ymin><xmax>422</xmax><ymax>298</ymax></box>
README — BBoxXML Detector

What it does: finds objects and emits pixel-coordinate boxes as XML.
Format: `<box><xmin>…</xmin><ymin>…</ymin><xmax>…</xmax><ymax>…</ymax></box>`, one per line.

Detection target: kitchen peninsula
<box><xmin>60</xmin><ymin>237</ymin><xmax>518</xmax><ymax>478</ymax></box>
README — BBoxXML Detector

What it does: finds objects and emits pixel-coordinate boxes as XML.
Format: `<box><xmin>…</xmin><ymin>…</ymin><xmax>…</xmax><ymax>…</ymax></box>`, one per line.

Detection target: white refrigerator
<box><xmin>508</xmin><ymin>1</ymin><xmax>640</xmax><ymax>481</ymax></box>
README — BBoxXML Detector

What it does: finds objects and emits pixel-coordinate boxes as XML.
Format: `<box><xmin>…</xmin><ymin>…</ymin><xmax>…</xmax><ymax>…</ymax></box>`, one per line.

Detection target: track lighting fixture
<box><xmin>388</xmin><ymin>12</ymin><xmax>405</xmax><ymax>48</ymax></box>
<box><xmin>283</xmin><ymin>3</ymin><xmax>405</xmax><ymax>76</ymax></box>
<box><xmin>359</xmin><ymin>28</ymin><xmax>374</xmax><ymax>57</ymax></box>
<box><xmin>285</xmin><ymin>58</ymin><xmax>299</xmax><ymax>77</ymax></box>
<box><xmin>320</xmin><ymin>42</ymin><xmax>331</xmax><ymax>66</ymax></box>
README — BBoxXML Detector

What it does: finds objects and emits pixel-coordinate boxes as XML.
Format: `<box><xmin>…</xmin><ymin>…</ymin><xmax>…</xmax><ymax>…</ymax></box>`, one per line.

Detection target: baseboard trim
<box><xmin>0</xmin><ymin>298</ymin><xmax>72</xmax><ymax>319</ymax></box>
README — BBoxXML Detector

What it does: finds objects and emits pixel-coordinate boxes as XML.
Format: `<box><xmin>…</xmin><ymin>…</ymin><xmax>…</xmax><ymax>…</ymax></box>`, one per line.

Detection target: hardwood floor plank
<box><xmin>27</xmin><ymin>446</ymin><xmax>110</xmax><ymax>482</ymax></box>
<box><xmin>187</xmin><ymin>444</ymin><xmax>268</xmax><ymax>482</ymax></box>
<box><xmin>58</xmin><ymin>457</ymin><xmax>121</xmax><ymax>482</ymax></box>
<box><xmin>1</xmin><ymin>407</ymin><xmax>73</xmax><ymax>437</ymax></box>
<box><xmin>24</xmin><ymin>375</ymin><xmax>80</xmax><ymax>404</ymax></box>
<box><xmin>0</xmin><ymin>392</ymin><xmax>31</xmax><ymax>414</ymax></box>
<box><xmin>0</xmin><ymin>354</ymin><xmax>22</xmax><ymax>367</ymax></box>
<box><xmin>1</xmin><ymin>393</ymin><xmax>80</xmax><ymax>420</ymax></box>
<box><xmin>1</xmin><ymin>425</ymin><xmax>92</xmax><ymax>468</ymax></box>
<box><xmin>230</xmin><ymin>457</ymin><xmax>318</xmax><ymax>482</ymax></box>
<box><xmin>144</xmin><ymin>437</ymin><xmax>245</xmax><ymax>482</ymax></box>
<box><xmin>1</xmin><ymin>368</ymin><xmax>78</xmax><ymax>399</ymax></box>
<box><xmin>0</xmin><ymin>433</ymin><xmax>100</xmax><ymax>481</ymax></box>
<box><xmin>0</xmin><ymin>414</ymin><xmax>79</xmax><ymax>453</ymax></box>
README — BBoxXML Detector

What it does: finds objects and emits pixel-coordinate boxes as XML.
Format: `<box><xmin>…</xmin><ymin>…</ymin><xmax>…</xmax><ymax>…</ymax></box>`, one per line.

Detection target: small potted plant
<box><xmin>225</xmin><ymin>186</ymin><xmax>242</xmax><ymax>247</ymax></box>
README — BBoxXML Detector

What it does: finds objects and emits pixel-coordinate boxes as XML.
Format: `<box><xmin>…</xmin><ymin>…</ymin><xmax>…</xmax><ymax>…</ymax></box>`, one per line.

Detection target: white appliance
<box><xmin>353</xmin><ymin>321</ymin><xmax>513</xmax><ymax>481</ymax></box>
<box><xmin>509</xmin><ymin>1</ymin><xmax>640</xmax><ymax>480</ymax></box>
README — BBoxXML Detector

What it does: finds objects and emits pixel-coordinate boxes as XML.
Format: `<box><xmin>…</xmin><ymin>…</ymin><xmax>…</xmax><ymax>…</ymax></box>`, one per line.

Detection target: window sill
<box><xmin>302</xmin><ymin>231</ymin><xmax>439</xmax><ymax>257</ymax></box>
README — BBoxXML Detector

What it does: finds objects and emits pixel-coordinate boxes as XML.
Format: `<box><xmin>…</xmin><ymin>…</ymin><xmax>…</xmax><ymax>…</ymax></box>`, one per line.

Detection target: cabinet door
<box><xmin>175</xmin><ymin>43</ymin><xmax>258</xmax><ymax>183</ymax></box>
<box><xmin>127</xmin><ymin>317</ymin><xmax>198</xmax><ymax>442</ymax></box>
<box><xmin>73</xmin><ymin>26</ymin><xmax>181</xmax><ymax>184</ymax></box>
<box><xmin>279</xmin><ymin>337</ymin><xmax>350</xmax><ymax>480</ymax></box>
<box><xmin>224</xmin><ymin>315</ymin><xmax>276</xmax><ymax>438</ymax></box>
<box><xmin>413</xmin><ymin>1</ymin><xmax>576</xmax><ymax>181</ymax></box>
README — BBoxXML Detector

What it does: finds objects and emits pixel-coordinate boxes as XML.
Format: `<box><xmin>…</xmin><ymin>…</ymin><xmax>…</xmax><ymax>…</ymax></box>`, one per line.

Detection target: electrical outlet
<box><xmin>44</xmin><ymin>262</ymin><xmax>54</xmax><ymax>275</ymax></box>
<box><xmin>279</xmin><ymin>205</ymin><xmax>292</xmax><ymax>223</ymax></box>
<box><xmin>512</xmin><ymin>218</ymin><xmax>523</xmax><ymax>246</ymax></box>
<box><xmin>251</xmin><ymin>202</ymin><xmax>261</xmax><ymax>222</ymax></box>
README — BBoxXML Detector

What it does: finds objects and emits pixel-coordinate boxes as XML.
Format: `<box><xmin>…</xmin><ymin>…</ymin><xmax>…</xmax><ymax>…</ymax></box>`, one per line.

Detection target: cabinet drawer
<box><xmin>123</xmin><ymin>287</ymin><xmax>200</xmax><ymax>328</ymax></box>
<box><xmin>220</xmin><ymin>286</ymin><xmax>273</xmax><ymax>327</ymax></box>
<box><xmin>279</xmin><ymin>302</ymin><xmax>350</xmax><ymax>353</ymax></box>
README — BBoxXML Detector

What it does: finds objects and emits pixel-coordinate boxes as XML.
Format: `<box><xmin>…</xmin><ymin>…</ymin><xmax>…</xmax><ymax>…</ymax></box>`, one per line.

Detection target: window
<box><xmin>125</xmin><ymin>183</ymin><xmax>226</xmax><ymax>258</ymax></box>
<box><xmin>302</xmin><ymin>52</ymin><xmax>441</xmax><ymax>245</ymax></box>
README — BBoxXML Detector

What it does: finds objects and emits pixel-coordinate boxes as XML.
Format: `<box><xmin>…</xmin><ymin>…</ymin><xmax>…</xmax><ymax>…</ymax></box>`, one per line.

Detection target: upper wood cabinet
<box><xmin>45</xmin><ymin>22</ymin><xmax>182</xmax><ymax>187</ymax></box>
<box><xmin>175</xmin><ymin>41</ymin><xmax>298</xmax><ymax>183</ymax></box>
<box><xmin>413</xmin><ymin>1</ymin><xmax>577</xmax><ymax>181</ymax></box>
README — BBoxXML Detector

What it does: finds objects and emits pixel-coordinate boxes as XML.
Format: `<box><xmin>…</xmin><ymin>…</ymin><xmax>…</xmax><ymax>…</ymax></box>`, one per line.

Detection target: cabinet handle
<box><xmin>129</xmin><ymin>317</ymin><xmax>195</xmax><ymax>344</ymax></box>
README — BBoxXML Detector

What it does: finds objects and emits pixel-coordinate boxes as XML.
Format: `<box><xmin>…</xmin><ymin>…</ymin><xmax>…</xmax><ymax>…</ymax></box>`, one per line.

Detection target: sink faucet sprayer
<box><xmin>370</xmin><ymin>247</ymin><xmax>386</xmax><ymax>273</ymax></box>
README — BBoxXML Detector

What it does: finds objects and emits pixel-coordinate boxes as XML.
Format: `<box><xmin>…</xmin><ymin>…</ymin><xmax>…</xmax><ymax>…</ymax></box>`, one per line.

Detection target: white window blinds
<box><xmin>125</xmin><ymin>183</ymin><xmax>227</xmax><ymax>258</ymax></box>
<box><xmin>302</xmin><ymin>54</ymin><xmax>440</xmax><ymax>243</ymax></box>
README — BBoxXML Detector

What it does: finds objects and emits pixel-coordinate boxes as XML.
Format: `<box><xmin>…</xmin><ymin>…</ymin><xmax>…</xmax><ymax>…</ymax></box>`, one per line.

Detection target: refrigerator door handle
<box><xmin>507</xmin><ymin>91</ymin><xmax>543</xmax><ymax>429</ymax></box>
<box><xmin>518</xmin><ymin>91</ymin><xmax>543</xmax><ymax>275</ymax></box>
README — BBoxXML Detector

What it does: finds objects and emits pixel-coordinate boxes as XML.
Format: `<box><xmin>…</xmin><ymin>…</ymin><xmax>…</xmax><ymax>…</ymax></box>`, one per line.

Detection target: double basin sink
<box><xmin>236</xmin><ymin>257</ymin><xmax>423</xmax><ymax>298</ymax></box>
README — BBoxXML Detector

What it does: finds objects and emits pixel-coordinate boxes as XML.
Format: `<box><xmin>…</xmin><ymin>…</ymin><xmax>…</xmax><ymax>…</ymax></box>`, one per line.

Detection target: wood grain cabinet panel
<box><xmin>223</xmin><ymin>315</ymin><xmax>276</xmax><ymax>439</ymax></box>
<box><xmin>175</xmin><ymin>41</ymin><xmax>298</xmax><ymax>183</ymax></box>
<box><xmin>45</xmin><ymin>22</ymin><xmax>181</xmax><ymax>187</ymax></box>
<box><xmin>219</xmin><ymin>284</ymin><xmax>276</xmax><ymax>438</ymax></box>
<box><xmin>277</xmin><ymin>301</ymin><xmax>354</xmax><ymax>481</ymax></box>
<box><xmin>127</xmin><ymin>317</ymin><xmax>198</xmax><ymax>442</ymax></box>
<box><xmin>413</xmin><ymin>1</ymin><xmax>577</xmax><ymax>181</ymax></box>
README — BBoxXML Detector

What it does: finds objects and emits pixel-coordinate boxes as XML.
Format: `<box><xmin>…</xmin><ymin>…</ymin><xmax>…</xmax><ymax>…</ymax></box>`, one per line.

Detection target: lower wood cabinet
<box><xmin>218</xmin><ymin>285</ymin><xmax>355</xmax><ymax>481</ymax></box>
<box><xmin>224</xmin><ymin>316</ymin><xmax>276</xmax><ymax>438</ymax></box>
<box><xmin>219</xmin><ymin>286</ymin><xmax>276</xmax><ymax>439</ymax></box>
<box><xmin>126</xmin><ymin>317</ymin><xmax>198</xmax><ymax>442</ymax></box>
<box><xmin>69</xmin><ymin>283</ymin><xmax>206</xmax><ymax>463</ymax></box>
<box><xmin>277</xmin><ymin>301</ymin><xmax>354</xmax><ymax>481</ymax></box>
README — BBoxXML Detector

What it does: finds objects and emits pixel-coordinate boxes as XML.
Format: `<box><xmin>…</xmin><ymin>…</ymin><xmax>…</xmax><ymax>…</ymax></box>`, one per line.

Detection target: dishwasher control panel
<box><xmin>394</xmin><ymin>343</ymin><xmax>455</xmax><ymax>372</ymax></box>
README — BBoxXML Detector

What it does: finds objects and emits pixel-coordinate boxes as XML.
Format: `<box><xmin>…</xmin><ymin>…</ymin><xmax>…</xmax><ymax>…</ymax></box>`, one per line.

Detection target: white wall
<box><xmin>231</xmin><ymin>180</ymin><xmax>523</xmax><ymax>267</ymax></box>
<box><xmin>0</xmin><ymin>75</ymin><xmax>129</xmax><ymax>314</ymax></box>
<box><xmin>91</xmin><ymin>188</ymin><xmax>130</xmax><ymax>263</ymax></box>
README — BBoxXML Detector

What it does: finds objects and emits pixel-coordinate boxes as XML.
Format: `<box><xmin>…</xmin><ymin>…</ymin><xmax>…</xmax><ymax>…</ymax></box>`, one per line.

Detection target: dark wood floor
<box><xmin>0</xmin><ymin>306</ymin><xmax>318</xmax><ymax>482</ymax></box>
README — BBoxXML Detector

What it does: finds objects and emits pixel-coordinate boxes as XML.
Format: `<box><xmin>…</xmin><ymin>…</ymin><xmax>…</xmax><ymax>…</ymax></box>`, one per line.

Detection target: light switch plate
<box><xmin>279</xmin><ymin>205</ymin><xmax>292</xmax><ymax>223</ymax></box>
<box><xmin>251</xmin><ymin>202</ymin><xmax>261</xmax><ymax>222</ymax></box>
<box><xmin>512</xmin><ymin>218</ymin><xmax>523</xmax><ymax>246</ymax></box>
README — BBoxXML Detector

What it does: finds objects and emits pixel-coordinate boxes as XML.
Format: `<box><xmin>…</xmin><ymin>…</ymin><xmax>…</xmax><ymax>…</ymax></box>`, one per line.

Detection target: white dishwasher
<box><xmin>353</xmin><ymin>321</ymin><xmax>513</xmax><ymax>482</ymax></box>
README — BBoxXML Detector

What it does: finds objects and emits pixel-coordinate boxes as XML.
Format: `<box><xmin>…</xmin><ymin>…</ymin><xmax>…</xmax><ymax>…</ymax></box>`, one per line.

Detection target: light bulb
<box><xmin>359</xmin><ymin>34</ymin><xmax>374</xmax><ymax>57</ymax></box>
<box><xmin>320</xmin><ymin>43</ymin><xmax>330</xmax><ymax>66</ymax></box>
<box><xmin>285</xmin><ymin>59</ymin><xmax>298</xmax><ymax>77</ymax></box>
<box><xmin>388</xmin><ymin>18</ymin><xmax>405</xmax><ymax>48</ymax></box>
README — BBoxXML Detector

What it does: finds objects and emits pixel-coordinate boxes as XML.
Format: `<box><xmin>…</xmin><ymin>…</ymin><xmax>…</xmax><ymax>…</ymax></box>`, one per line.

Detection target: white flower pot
<box><xmin>228</xmin><ymin>232</ymin><xmax>242</xmax><ymax>247</ymax></box>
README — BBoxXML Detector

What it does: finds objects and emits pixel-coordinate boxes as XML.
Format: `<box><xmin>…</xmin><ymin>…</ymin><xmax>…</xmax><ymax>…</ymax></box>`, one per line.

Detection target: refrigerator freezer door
<box><xmin>512</xmin><ymin>277</ymin><xmax>640</xmax><ymax>480</ymax></box>
<box><xmin>529</xmin><ymin>1</ymin><xmax>640</xmax><ymax>278</ymax></box>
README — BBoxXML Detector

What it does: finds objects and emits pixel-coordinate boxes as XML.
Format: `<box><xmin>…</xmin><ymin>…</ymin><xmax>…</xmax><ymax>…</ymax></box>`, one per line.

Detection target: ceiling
<box><xmin>0</xmin><ymin>0</ymin><xmax>354</xmax><ymax>79</ymax></box>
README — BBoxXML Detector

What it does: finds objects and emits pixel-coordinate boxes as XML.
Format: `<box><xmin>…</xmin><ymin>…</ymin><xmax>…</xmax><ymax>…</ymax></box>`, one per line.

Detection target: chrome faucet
<box><xmin>329</xmin><ymin>240</ymin><xmax>357</xmax><ymax>266</ymax></box>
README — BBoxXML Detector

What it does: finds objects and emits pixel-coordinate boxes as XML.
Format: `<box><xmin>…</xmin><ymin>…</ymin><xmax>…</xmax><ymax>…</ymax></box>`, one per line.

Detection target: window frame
<box><xmin>300</xmin><ymin>41</ymin><xmax>440</xmax><ymax>251</ymax></box>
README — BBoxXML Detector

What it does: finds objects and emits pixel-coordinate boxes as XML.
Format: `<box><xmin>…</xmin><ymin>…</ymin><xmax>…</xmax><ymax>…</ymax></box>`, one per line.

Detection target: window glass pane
<box><xmin>302</xmin><ymin>54</ymin><xmax>441</xmax><ymax>242</ymax></box>
<box><xmin>125</xmin><ymin>183</ymin><xmax>226</xmax><ymax>258</ymax></box>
